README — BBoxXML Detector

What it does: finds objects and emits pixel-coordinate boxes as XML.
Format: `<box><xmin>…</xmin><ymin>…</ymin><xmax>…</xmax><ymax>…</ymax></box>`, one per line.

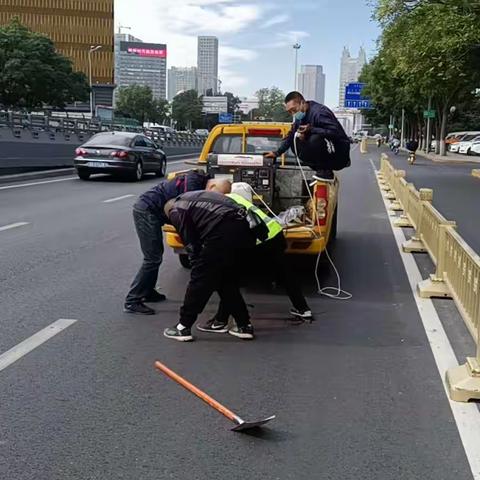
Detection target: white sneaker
<box><xmin>290</xmin><ymin>309</ymin><xmax>314</xmax><ymax>321</ymax></box>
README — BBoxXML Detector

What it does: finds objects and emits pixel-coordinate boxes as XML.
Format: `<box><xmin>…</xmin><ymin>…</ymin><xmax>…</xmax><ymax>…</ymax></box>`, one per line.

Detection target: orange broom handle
<box><xmin>154</xmin><ymin>361</ymin><xmax>240</xmax><ymax>423</ymax></box>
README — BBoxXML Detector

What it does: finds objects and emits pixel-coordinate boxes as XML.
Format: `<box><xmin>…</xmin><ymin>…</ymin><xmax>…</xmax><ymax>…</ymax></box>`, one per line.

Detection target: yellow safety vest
<box><xmin>227</xmin><ymin>193</ymin><xmax>283</xmax><ymax>244</ymax></box>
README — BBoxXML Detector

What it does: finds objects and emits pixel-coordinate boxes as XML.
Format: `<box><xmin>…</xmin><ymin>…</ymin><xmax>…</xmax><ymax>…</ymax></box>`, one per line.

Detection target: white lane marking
<box><xmin>0</xmin><ymin>222</ymin><xmax>30</xmax><ymax>232</ymax></box>
<box><xmin>103</xmin><ymin>194</ymin><xmax>135</xmax><ymax>204</ymax></box>
<box><xmin>0</xmin><ymin>157</ymin><xmax>196</xmax><ymax>191</ymax></box>
<box><xmin>370</xmin><ymin>157</ymin><xmax>480</xmax><ymax>480</ymax></box>
<box><xmin>0</xmin><ymin>319</ymin><xmax>77</xmax><ymax>372</ymax></box>
<box><xmin>0</xmin><ymin>177</ymin><xmax>77</xmax><ymax>191</ymax></box>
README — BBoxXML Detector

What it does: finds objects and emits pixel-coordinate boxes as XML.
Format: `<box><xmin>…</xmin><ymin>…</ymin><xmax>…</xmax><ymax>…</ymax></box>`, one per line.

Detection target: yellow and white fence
<box><xmin>377</xmin><ymin>153</ymin><xmax>480</xmax><ymax>402</ymax></box>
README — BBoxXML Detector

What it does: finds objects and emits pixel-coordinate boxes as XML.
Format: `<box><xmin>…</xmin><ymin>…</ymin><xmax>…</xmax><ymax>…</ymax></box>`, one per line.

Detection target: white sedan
<box><xmin>470</xmin><ymin>141</ymin><xmax>480</xmax><ymax>156</ymax></box>
<box><xmin>456</xmin><ymin>134</ymin><xmax>480</xmax><ymax>154</ymax></box>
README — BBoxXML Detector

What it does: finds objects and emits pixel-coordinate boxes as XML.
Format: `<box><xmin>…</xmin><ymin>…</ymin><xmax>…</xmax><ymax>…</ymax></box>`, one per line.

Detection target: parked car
<box><xmin>74</xmin><ymin>131</ymin><xmax>167</xmax><ymax>181</ymax></box>
<box><xmin>445</xmin><ymin>132</ymin><xmax>465</xmax><ymax>146</ymax></box>
<box><xmin>471</xmin><ymin>142</ymin><xmax>480</xmax><ymax>156</ymax></box>
<box><xmin>449</xmin><ymin>132</ymin><xmax>479</xmax><ymax>152</ymax></box>
<box><xmin>455</xmin><ymin>134</ymin><xmax>480</xmax><ymax>155</ymax></box>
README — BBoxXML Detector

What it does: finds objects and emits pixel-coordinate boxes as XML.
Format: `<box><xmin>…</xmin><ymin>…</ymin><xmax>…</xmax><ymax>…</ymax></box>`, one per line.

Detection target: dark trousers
<box><xmin>297</xmin><ymin>135</ymin><xmax>351</xmax><ymax>171</ymax></box>
<box><xmin>179</xmin><ymin>219</ymin><xmax>254</xmax><ymax>329</ymax></box>
<box><xmin>125</xmin><ymin>207</ymin><xmax>164</xmax><ymax>305</ymax></box>
<box><xmin>215</xmin><ymin>232</ymin><xmax>310</xmax><ymax>323</ymax></box>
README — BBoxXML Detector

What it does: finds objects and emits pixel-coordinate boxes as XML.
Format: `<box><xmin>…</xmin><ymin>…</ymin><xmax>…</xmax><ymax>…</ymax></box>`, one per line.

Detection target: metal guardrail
<box><xmin>0</xmin><ymin>111</ymin><xmax>206</xmax><ymax>149</ymax></box>
<box><xmin>377</xmin><ymin>153</ymin><xmax>480</xmax><ymax>402</ymax></box>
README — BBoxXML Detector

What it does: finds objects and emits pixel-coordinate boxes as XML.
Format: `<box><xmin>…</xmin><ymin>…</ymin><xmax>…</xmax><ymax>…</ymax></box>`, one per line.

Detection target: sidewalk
<box><xmin>408</xmin><ymin>148</ymin><xmax>480</xmax><ymax>165</ymax></box>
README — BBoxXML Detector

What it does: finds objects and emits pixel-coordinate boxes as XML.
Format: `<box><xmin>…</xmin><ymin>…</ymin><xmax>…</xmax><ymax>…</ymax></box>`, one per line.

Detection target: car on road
<box><xmin>194</xmin><ymin>129</ymin><xmax>209</xmax><ymax>137</ymax></box>
<box><xmin>74</xmin><ymin>131</ymin><xmax>167</xmax><ymax>181</ymax></box>
<box><xmin>163</xmin><ymin>122</ymin><xmax>339</xmax><ymax>267</ymax></box>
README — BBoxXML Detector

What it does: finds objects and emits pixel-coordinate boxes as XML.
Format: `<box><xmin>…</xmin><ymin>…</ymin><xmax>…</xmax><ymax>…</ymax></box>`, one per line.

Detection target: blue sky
<box><xmin>115</xmin><ymin>0</ymin><xmax>381</xmax><ymax>108</ymax></box>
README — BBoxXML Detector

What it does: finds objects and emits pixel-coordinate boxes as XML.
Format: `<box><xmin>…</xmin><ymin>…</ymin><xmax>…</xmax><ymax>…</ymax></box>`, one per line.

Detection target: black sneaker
<box><xmin>228</xmin><ymin>324</ymin><xmax>254</xmax><ymax>340</ymax></box>
<box><xmin>143</xmin><ymin>290</ymin><xmax>166</xmax><ymax>303</ymax></box>
<box><xmin>124</xmin><ymin>302</ymin><xmax>156</xmax><ymax>315</ymax></box>
<box><xmin>197</xmin><ymin>317</ymin><xmax>229</xmax><ymax>333</ymax></box>
<box><xmin>164</xmin><ymin>326</ymin><xmax>193</xmax><ymax>342</ymax></box>
<box><xmin>313</xmin><ymin>170</ymin><xmax>335</xmax><ymax>182</ymax></box>
<box><xmin>290</xmin><ymin>308</ymin><xmax>314</xmax><ymax>321</ymax></box>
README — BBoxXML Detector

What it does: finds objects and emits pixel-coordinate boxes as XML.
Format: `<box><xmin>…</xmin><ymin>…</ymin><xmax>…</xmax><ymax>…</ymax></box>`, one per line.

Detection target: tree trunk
<box><xmin>439</xmin><ymin>103</ymin><xmax>449</xmax><ymax>156</ymax></box>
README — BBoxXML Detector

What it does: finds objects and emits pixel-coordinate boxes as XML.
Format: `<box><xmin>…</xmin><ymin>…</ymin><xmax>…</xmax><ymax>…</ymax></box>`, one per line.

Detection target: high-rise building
<box><xmin>0</xmin><ymin>0</ymin><xmax>114</xmax><ymax>85</ymax></box>
<box><xmin>115</xmin><ymin>34</ymin><xmax>167</xmax><ymax>99</ymax></box>
<box><xmin>168</xmin><ymin>67</ymin><xmax>198</xmax><ymax>101</ymax></box>
<box><xmin>338</xmin><ymin>47</ymin><xmax>367</xmax><ymax>107</ymax></box>
<box><xmin>197</xmin><ymin>36</ymin><xmax>219</xmax><ymax>96</ymax></box>
<box><xmin>297</xmin><ymin>65</ymin><xmax>326</xmax><ymax>104</ymax></box>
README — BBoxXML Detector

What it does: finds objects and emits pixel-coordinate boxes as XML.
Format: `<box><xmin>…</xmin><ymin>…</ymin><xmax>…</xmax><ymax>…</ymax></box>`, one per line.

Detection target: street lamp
<box><xmin>88</xmin><ymin>45</ymin><xmax>102</xmax><ymax>118</ymax></box>
<box><xmin>293</xmin><ymin>43</ymin><xmax>301</xmax><ymax>91</ymax></box>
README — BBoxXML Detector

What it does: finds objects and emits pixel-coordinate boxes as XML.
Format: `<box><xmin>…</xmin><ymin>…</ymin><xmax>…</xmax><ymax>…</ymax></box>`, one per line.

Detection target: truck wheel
<box><xmin>179</xmin><ymin>254</ymin><xmax>192</xmax><ymax>269</ymax></box>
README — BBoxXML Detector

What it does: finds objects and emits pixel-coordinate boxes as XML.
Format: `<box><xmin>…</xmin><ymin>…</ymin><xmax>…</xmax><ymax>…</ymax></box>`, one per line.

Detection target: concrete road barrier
<box><xmin>378</xmin><ymin>153</ymin><xmax>480</xmax><ymax>402</ymax></box>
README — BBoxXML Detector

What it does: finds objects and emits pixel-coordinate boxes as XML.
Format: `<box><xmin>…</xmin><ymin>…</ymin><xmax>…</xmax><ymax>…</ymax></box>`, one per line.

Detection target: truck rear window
<box><xmin>212</xmin><ymin>135</ymin><xmax>242</xmax><ymax>154</ymax></box>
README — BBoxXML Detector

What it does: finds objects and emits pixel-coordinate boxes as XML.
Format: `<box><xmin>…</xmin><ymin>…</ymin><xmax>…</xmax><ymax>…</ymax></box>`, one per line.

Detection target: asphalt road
<box><xmin>0</xmin><ymin>150</ymin><xmax>477</xmax><ymax>479</ymax></box>
<box><xmin>374</xmin><ymin>147</ymin><xmax>480</xmax><ymax>252</ymax></box>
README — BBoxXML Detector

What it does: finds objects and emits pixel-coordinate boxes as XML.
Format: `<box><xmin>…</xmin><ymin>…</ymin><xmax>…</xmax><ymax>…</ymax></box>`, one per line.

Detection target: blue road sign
<box><xmin>344</xmin><ymin>83</ymin><xmax>372</xmax><ymax>109</ymax></box>
<box><xmin>218</xmin><ymin>112</ymin><xmax>233</xmax><ymax>123</ymax></box>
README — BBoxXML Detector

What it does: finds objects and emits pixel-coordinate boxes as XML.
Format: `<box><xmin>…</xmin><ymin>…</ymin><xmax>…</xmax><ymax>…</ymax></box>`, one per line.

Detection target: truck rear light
<box><xmin>247</xmin><ymin>129</ymin><xmax>282</xmax><ymax>137</ymax></box>
<box><xmin>314</xmin><ymin>185</ymin><xmax>328</xmax><ymax>226</ymax></box>
<box><xmin>75</xmin><ymin>148</ymin><xmax>86</xmax><ymax>156</ymax></box>
<box><xmin>111</xmin><ymin>150</ymin><xmax>129</xmax><ymax>158</ymax></box>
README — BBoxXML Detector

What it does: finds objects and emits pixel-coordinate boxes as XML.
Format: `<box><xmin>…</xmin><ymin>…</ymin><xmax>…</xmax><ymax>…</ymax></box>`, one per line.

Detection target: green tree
<box><xmin>116</xmin><ymin>85</ymin><xmax>156</xmax><ymax>124</ymax></box>
<box><xmin>255</xmin><ymin>87</ymin><xmax>291</xmax><ymax>122</ymax></box>
<box><xmin>150</xmin><ymin>98</ymin><xmax>170</xmax><ymax>125</ymax></box>
<box><xmin>172</xmin><ymin>90</ymin><xmax>203</xmax><ymax>130</ymax></box>
<box><xmin>0</xmin><ymin>18</ymin><xmax>89</xmax><ymax>109</ymax></box>
<box><xmin>363</xmin><ymin>0</ymin><xmax>480</xmax><ymax>154</ymax></box>
<box><xmin>223</xmin><ymin>91</ymin><xmax>241</xmax><ymax>114</ymax></box>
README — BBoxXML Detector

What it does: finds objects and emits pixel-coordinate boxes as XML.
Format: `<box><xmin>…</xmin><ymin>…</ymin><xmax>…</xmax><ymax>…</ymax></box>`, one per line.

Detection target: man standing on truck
<box><xmin>197</xmin><ymin>191</ymin><xmax>313</xmax><ymax>333</ymax></box>
<box><xmin>124</xmin><ymin>171</ymin><xmax>230</xmax><ymax>316</ymax></box>
<box><xmin>264</xmin><ymin>91</ymin><xmax>351</xmax><ymax>181</ymax></box>
<box><xmin>163</xmin><ymin>190</ymin><xmax>256</xmax><ymax>342</ymax></box>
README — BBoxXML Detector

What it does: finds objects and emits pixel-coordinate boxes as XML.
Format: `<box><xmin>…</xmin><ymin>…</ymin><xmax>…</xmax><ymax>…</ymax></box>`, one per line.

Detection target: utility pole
<box><xmin>293</xmin><ymin>43</ymin><xmax>301</xmax><ymax>91</ymax></box>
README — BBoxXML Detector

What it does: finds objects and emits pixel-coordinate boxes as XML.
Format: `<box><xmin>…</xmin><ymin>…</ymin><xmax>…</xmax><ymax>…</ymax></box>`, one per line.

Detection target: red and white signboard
<box><xmin>127</xmin><ymin>47</ymin><xmax>167</xmax><ymax>58</ymax></box>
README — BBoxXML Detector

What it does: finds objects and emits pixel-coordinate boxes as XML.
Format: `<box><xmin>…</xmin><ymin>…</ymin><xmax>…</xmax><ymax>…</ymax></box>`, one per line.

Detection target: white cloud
<box><xmin>261</xmin><ymin>13</ymin><xmax>289</xmax><ymax>29</ymax></box>
<box><xmin>261</xmin><ymin>30</ymin><xmax>310</xmax><ymax>48</ymax></box>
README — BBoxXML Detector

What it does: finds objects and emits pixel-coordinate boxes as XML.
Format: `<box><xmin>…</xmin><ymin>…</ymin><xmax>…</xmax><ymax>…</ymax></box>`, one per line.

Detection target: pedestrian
<box><xmin>264</xmin><ymin>91</ymin><xmax>351</xmax><ymax>181</ymax></box>
<box><xmin>124</xmin><ymin>170</ymin><xmax>231</xmax><ymax>315</ymax></box>
<box><xmin>196</xmin><ymin>191</ymin><xmax>313</xmax><ymax>334</ymax></box>
<box><xmin>163</xmin><ymin>190</ymin><xmax>257</xmax><ymax>342</ymax></box>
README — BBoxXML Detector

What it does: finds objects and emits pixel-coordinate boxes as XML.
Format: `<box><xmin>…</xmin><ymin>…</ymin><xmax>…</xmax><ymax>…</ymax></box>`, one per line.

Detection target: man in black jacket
<box><xmin>265</xmin><ymin>91</ymin><xmax>351</xmax><ymax>181</ymax></box>
<box><xmin>124</xmin><ymin>171</ymin><xmax>230</xmax><ymax>315</ymax></box>
<box><xmin>163</xmin><ymin>191</ymin><xmax>256</xmax><ymax>342</ymax></box>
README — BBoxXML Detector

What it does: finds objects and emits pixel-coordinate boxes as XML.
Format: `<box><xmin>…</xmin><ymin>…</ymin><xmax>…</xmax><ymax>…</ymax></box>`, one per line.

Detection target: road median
<box><xmin>377</xmin><ymin>153</ymin><xmax>480</xmax><ymax>403</ymax></box>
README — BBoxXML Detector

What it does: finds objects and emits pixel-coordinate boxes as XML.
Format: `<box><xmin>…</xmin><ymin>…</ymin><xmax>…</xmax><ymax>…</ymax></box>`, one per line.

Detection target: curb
<box><xmin>472</xmin><ymin>169</ymin><xmax>480</xmax><ymax>179</ymax></box>
<box><xmin>408</xmin><ymin>149</ymin><xmax>480</xmax><ymax>165</ymax></box>
<box><xmin>0</xmin><ymin>168</ymin><xmax>75</xmax><ymax>185</ymax></box>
